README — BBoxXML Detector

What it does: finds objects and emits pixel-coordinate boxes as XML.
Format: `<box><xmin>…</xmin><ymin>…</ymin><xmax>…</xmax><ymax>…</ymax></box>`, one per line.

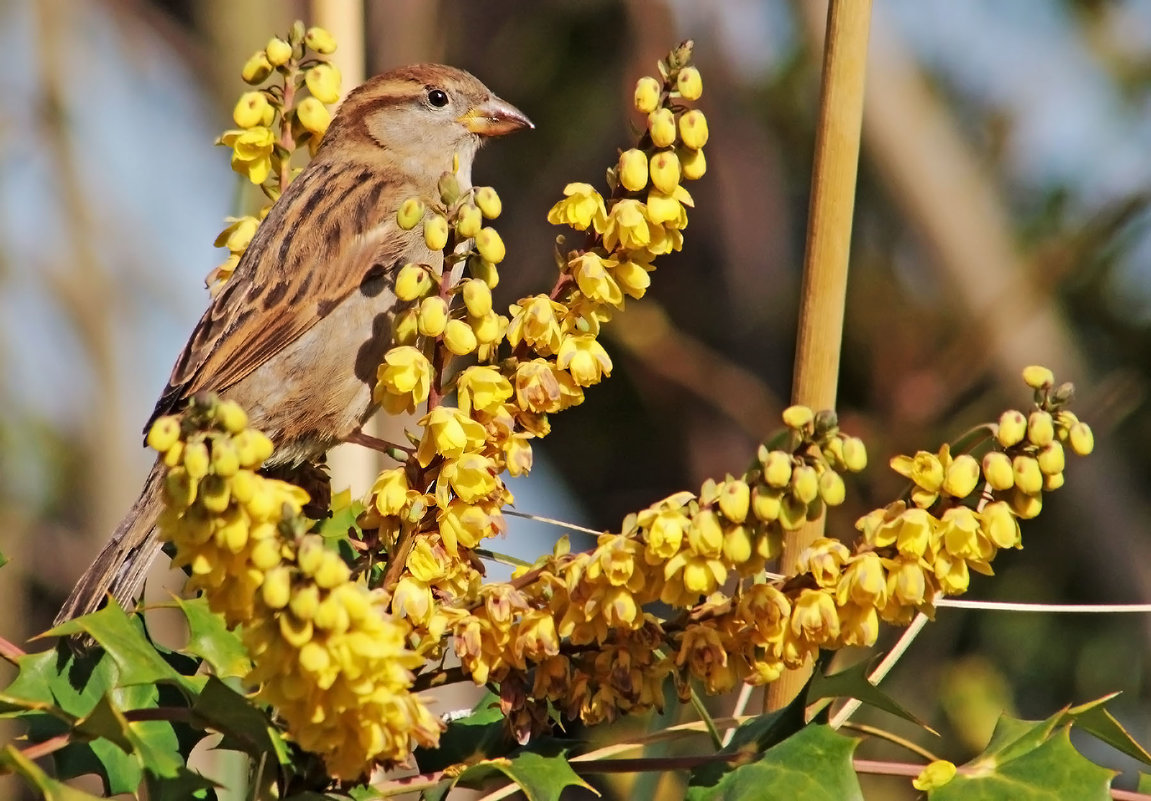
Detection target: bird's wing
<box><xmin>148</xmin><ymin>164</ymin><xmax>412</xmax><ymax>429</ymax></box>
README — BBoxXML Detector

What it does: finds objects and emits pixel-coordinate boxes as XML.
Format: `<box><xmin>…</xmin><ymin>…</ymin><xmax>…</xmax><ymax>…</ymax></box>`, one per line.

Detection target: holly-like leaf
<box><xmin>687</xmin><ymin>725</ymin><xmax>862</xmax><ymax>801</ymax></box>
<box><xmin>808</xmin><ymin>657</ymin><xmax>932</xmax><ymax>731</ymax></box>
<box><xmin>452</xmin><ymin>743</ymin><xmax>593</xmax><ymax>801</ymax></box>
<box><xmin>174</xmin><ymin>597</ymin><xmax>251</xmax><ymax>678</ymax></box>
<box><xmin>46</xmin><ymin>601</ymin><xmax>188</xmax><ymax>689</ymax></box>
<box><xmin>1062</xmin><ymin>695</ymin><xmax>1151</xmax><ymax>766</ymax></box>
<box><xmin>144</xmin><ymin>766</ymin><xmax>219</xmax><ymax>800</ymax></box>
<box><xmin>0</xmin><ymin>745</ymin><xmax>105</xmax><ymax>800</ymax></box>
<box><xmin>932</xmin><ymin>726</ymin><xmax>1115</xmax><ymax>800</ymax></box>
<box><xmin>192</xmin><ymin>676</ymin><xmax>290</xmax><ymax>765</ymax></box>
<box><xmin>415</xmin><ymin>692</ymin><xmax>509</xmax><ymax>773</ymax></box>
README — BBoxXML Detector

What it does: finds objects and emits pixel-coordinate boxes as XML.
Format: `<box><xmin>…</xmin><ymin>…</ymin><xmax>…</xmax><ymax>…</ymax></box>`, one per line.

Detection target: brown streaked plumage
<box><xmin>56</xmin><ymin>65</ymin><xmax>532</xmax><ymax>626</ymax></box>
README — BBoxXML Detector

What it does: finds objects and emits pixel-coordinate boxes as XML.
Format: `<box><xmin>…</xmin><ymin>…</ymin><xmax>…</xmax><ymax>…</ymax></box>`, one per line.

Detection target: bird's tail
<box><xmin>54</xmin><ymin>459</ymin><xmax>167</xmax><ymax>626</ymax></box>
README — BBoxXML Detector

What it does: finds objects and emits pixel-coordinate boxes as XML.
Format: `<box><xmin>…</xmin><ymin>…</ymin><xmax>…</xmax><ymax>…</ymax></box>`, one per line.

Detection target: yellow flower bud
<box><xmin>241</xmin><ymin>50</ymin><xmax>273</xmax><ymax>84</ymax></box>
<box><xmin>265</xmin><ymin>37</ymin><xmax>293</xmax><ymax>67</ymax></box>
<box><xmin>679</xmin><ymin>109</ymin><xmax>709</xmax><ymax>150</ymax></box>
<box><xmin>261</xmin><ymin>567</ymin><xmax>292</xmax><ymax>609</ymax></box>
<box><xmin>1036</xmin><ymin>441</ymin><xmax>1065</xmax><ymax>476</ymax></box>
<box><xmin>474</xmin><ymin>186</ymin><xmax>502</xmax><ymax>219</ymax></box>
<box><xmin>461</xmin><ymin>279</ymin><xmax>492</xmax><ymax>317</ymax></box>
<box><xmin>1012</xmin><ymin>455</ymin><xmax>1043</xmax><ymax>494</ymax></box>
<box><xmin>470</xmin><ymin>257</ymin><xmax>500</xmax><ymax>288</ymax></box>
<box><xmin>679</xmin><ymin>145</ymin><xmax>707</xmax><ymax>180</ymax></box>
<box><xmin>147</xmin><ymin>416</ymin><xmax>181</xmax><ymax>453</ymax></box>
<box><xmin>841</xmin><ymin>436</ymin><xmax>868</xmax><ymax>472</ymax></box>
<box><xmin>397</xmin><ymin>197</ymin><xmax>425</xmax><ymax>230</ymax></box>
<box><xmin>305</xmin><ymin>63</ymin><xmax>341</xmax><ymax>104</ymax></box>
<box><xmin>424</xmin><ymin>214</ymin><xmax>449</xmax><ymax>251</ymax></box>
<box><xmin>314</xmin><ymin>553</ymin><xmax>351</xmax><ymax>589</ymax></box>
<box><xmin>215</xmin><ymin>400</ymin><xmax>249</xmax><ymax>433</ymax></box>
<box><xmin>791</xmin><ymin>464</ymin><xmax>819</xmax><ymax>504</ymax></box>
<box><xmin>304</xmin><ymin>26</ymin><xmax>338</xmax><ymax>54</ymax></box>
<box><xmin>417</xmin><ymin>297</ymin><xmax>448</xmax><ymax>337</ymax></box>
<box><xmin>290</xmin><ymin>585</ymin><xmax>320</xmax><ymax>621</ymax></box>
<box><xmin>751</xmin><ymin>485</ymin><xmax>782</xmax><ymax>521</ymax></box>
<box><xmin>1010</xmin><ymin>487</ymin><xmax>1042</xmax><ymax>519</ymax></box>
<box><xmin>649</xmin><ymin>150</ymin><xmax>681</xmax><ymax>194</ymax></box>
<box><xmin>183</xmin><ymin>441</ymin><xmax>210</xmax><ymax>479</ymax></box>
<box><xmin>718</xmin><ymin>479</ymin><xmax>751</xmax><ymax>523</ymax></box>
<box><xmin>470</xmin><ymin>311</ymin><xmax>506</xmax><ymax>344</ymax></box>
<box><xmin>981</xmin><ymin>451</ymin><xmax>1014</xmax><ymax>491</ymax></box>
<box><xmin>618</xmin><ymin>149</ymin><xmax>648</xmax><ymax>192</ymax></box>
<box><xmin>648</xmin><ymin>108</ymin><xmax>677</xmax><ymax>148</ymax></box>
<box><xmin>996</xmin><ymin>409</ymin><xmax>1027</xmax><ymax>448</ymax></box>
<box><xmin>443</xmin><ymin>319</ymin><xmax>478</xmax><ymax>355</ymax></box>
<box><xmin>913</xmin><ymin>760</ymin><xmax>957</xmax><ymax>792</ymax></box>
<box><xmin>1068</xmin><ymin>421</ymin><xmax>1094</xmax><ymax>456</ymax></box>
<box><xmin>199</xmin><ymin>475</ymin><xmax>231</xmax><ymax>514</ymax></box>
<box><xmin>392</xmin><ymin>307</ymin><xmax>420</xmax><ymax>345</ymax></box>
<box><xmin>676</xmin><ymin>66</ymin><xmax>703</xmax><ymax>100</ymax></box>
<box><xmin>475</xmin><ymin>228</ymin><xmax>506</xmax><ymax>264</ymax></box>
<box><xmin>211</xmin><ymin>439</ymin><xmax>240</xmax><ymax>477</ymax></box>
<box><xmin>396</xmin><ymin>263</ymin><xmax>434</xmax><ymax>302</ymax></box>
<box><xmin>818</xmin><ymin>470</ymin><xmax>846</xmax><ymax>506</ymax></box>
<box><xmin>297</xmin><ymin>536</ymin><xmax>325</xmax><ymax>576</ymax></box>
<box><xmin>762</xmin><ymin>450</ymin><xmax>793</xmax><ymax>488</ymax></box>
<box><xmin>1027</xmin><ymin>410</ymin><xmax>1054</xmax><ymax>446</ymax></box>
<box><xmin>1044</xmin><ymin>471</ymin><xmax>1065</xmax><ymax>491</ymax></box>
<box><xmin>456</xmin><ymin>204</ymin><xmax>483</xmax><ymax>238</ymax></box>
<box><xmin>943</xmin><ymin>454</ymin><xmax>980</xmax><ymax>498</ymax></box>
<box><xmin>782</xmin><ymin>404</ymin><xmax>814</xmax><ymax>430</ymax></box>
<box><xmin>233</xmin><ymin>91</ymin><xmax>270</xmax><ymax>129</ymax></box>
<box><xmin>634</xmin><ymin>76</ymin><xmax>661</xmax><ymax>114</ymax></box>
<box><xmin>1021</xmin><ymin>364</ymin><xmax>1054</xmax><ymax>389</ymax></box>
<box><xmin>296</xmin><ymin>97</ymin><xmax>330</xmax><ymax>136</ymax></box>
<box><xmin>233</xmin><ymin>429</ymin><xmax>274</xmax><ymax>467</ymax></box>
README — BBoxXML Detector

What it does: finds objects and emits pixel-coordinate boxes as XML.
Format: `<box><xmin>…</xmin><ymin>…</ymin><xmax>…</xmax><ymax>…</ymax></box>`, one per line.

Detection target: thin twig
<box><xmin>0</xmin><ymin>635</ymin><xmax>26</xmax><ymax>665</ymax></box>
<box><xmin>937</xmin><ymin>600</ymin><xmax>1151</xmax><ymax>614</ymax></box>
<box><xmin>503</xmin><ymin>509</ymin><xmax>603</xmax><ymax>537</ymax></box>
<box><xmin>839</xmin><ymin>721</ymin><xmax>940</xmax><ymax>762</ymax></box>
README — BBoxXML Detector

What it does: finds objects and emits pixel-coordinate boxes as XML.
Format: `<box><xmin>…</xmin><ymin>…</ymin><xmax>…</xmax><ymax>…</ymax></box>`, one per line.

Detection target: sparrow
<box><xmin>55</xmin><ymin>64</ymin><xmax>532</xmax><ymax>625</ymax></box>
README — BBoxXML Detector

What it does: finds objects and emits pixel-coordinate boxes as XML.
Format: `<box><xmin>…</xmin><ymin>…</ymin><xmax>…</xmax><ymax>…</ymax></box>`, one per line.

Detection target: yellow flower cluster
<box><xmin>147</xmin><ymin>396</ymin><xmax>439</xmax><ymax>780</ymax></box>
<box><xmin>210</xmin><ymin>22</ymin><xmax>341</xmax><ymax>294</ymax></box>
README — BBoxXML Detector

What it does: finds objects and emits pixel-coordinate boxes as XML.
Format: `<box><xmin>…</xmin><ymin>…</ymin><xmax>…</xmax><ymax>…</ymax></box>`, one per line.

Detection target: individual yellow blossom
<box><xmin>265</xmin><ymin>37</ymin><xmax>292</xmax><ymax>66</ymax></box>
<box><xmin>547</xmin><ymin>183</ymin><xmax>608</xmax><ymax>231</ymax></box>
<box><xmin>556</xmin><ymin>335</ymin><xmax>612</xmax><ymax>386</ymax></box>
<box><xmin>504</xmin><ymin>434</ymin><xmax>534</xmax><ymax>477</ymax></box>
<box><xmin>1021</xmin><ymin>365</ymin><xmax>1054</xmax><ymax>389</ymax></box>
<box><xmin>648</xmin><ymin>108</ymin><xmax>677</xmax><ymax>148</ymax></box>
<box><xmin>461</xmin><ymin>279</ymin><xmax>492</xmax><ymax>317</ymax></box>
<box><xmin>618</xmin><ymin>149</ymin><xmax>649</xmax><ymax>192</ymax></box>
<box><xmin>1010</xmin><ymin>487</ymin><xmax>1043</xmax><ymax>519</ymax></box>
<box><xmin>663</xmin><ymin>550</ymin><xmax>726</xmax><ymax>603</ymax></box>
<box><xmin>424</xmin><ymin>213</ymin><xmax>449</xmax><ymax>251</ymax></box>
<box><xmin>440</xmin><ymin>453</ymin><xmax>500</xmax><ymax>503</ymax></box>
<box><xmin>220</xmin><ymin>127</ymin><xmax>276</xmax><ymax>184</ymax></box>
<box><xmin>1011</xmin><ymin>455</ymin><xmax>1043</xmax><ymax>494</ymax></box>
<box><xmin>571</xmin><ymin>252</ymin><xmax>624</xmax><ymax>307</ymax></box>
<box><xmin>455</xmin><ymin>203</ymin><xmax>483</xmax><ymax>238</ymax></box>
<box><xmin>443</xmin><ymin>320</ymin><xmax>478</xmax><ymax>355</ymax></box>
<box><xmin>679</xmin><ymin>145</ymin><xmax>707</xmax><ymax>180</ymax></box>
<box><xmin>797</xmin><ymin>538</ymin><xmax>851</xmax><ymax>588</ymax></box>
<box><xmin>982</xmin><ymin>451</ymin><xmax>1015</xmax><ymax>491</ymax></box>
<box><xmin>1068</xmin><ymin>421</ymin><xmax>1094</xmax><ymax>455</ymax></box>
<box><xmin>939</xmin><ymin>506</ymin><xmax>989</xmax><ymax>563</ymax></box>
<box><xmin>634</xmin><ymin>76</ymin><xmax>661</xmax><ymax>113</ymax></box>
<box><xmin>475</xmin><ymin>228</ymin><xmax>505</xmax><ymax>263</ymax></box>
<box><xmin>600</xmin><ymin>199</ymin><xmax>656</xmax><ymax>252</ymax></box>
<box><xmin>242</xmin><ymin>50</ymin><xmax>273</xmax><ymax>84</ymax></box>
<box><xmin>997</xmin><ymin>409</ymin><xmax>1027</xmax><ymax>447</ymax></box>
<box><xmin>457</xmin><ymin>366</ymin><xmax>513</xmax><ymax>415</ymax></box>
<box><xmin>836</xmin><ymin>552</ymin><xmax>889</xmax><ymax>608</ymax></box>
<box><xmin>215</xmin><ymin>215</ymin><xmax>260</xmax><ymax>254</ymax></box>
<box><xmin>885</xmin><ymin>557</ymin><xmax>929</xmax><ymax>610</ymax></box>
<box><xmin>296</xmin><ymin>96</ymin><xmax>331</xmax><ymax>136</ymax></box>
<box><xmin>782</xmin><ymin>404</ymin><xmax>814</xmax><ymax>430</ymax></box>
<box><xmin>913</xmin><ymin>760</ymin><xmax>957</xmax><ymax>791</ymax></box>
<box><xmin>643</xmin><ymin>507</ymin><xmax>690</xmax><ymax>561</ymax></box>
<box><xmin>395</xmin><ymin>263</ymin><xmax>434</xmax><ymax>301</ymax></box>
<box><xmin>417</xmin><ymin>296</ymin><xmax>449</xmax><ymax>337</ymax></box>
<box><xmin>611</xmin><ymin>255</ymin><xmax>653</xmax><ymax>299</ymax></box>
<box><xmin>789</xmin><ymin>464</ymin><xmax>820</xmax><ymax>505</ymax></box>
<box><xmin>506</xmin><ymin>296</ymin><xmax>565</xmax><ymax>355</ymax></box>
<box><xmin>649</xmin><ymin>151</ymin><xmax>681</xmax><ymax>194</ymax></box>
<box><xmin>836</xmin><ymin>602</ymin><xmax>879</xmax><ymax>648</ymax></box>
<box><xmin>942</xmin><ymin>453</ymin><xmax>980</xmax><ymax>499</ymax></box>
<box><xmin>371</xmin><ymin>467</ymin><xmax>410</xmax><ymax>517</ymax></box>
<box><xmin>392</xmin><ymin>576</ymin><xmax>434</xmax><ymax>625</ymax></box>
<box><xmin>980</xmin><ymin>501</ymin><xmax>1021</xmax><ymax>549</ymax></box>
<box><xmin>416</xmin><ymin>406</ymin><xmax>487</xmax><ymax>466</ymax></box>
<box><xmin>1027</xmin><ymin>410</ymin><xmax>1055</xmax><ymax>446</ymax></box>
<box><xmin>677</xmin><ymin>624</ymin><xmax>737</xmax><ymax>694</ymax></box>
<box><xmin>1036</xmin><ymin>441</ymin><xmax>1065</xmax><ymax>475</ymax></box>
<box><xmin>717</xmin><ymin>478</ymin><xmax>750</xmax><ymax>524</ymax></box>
<box><xmin>842</xmin><ymin>436</ymin><xmax>868</xmax><ymax>471</ymax></box>
<box><xmin>233</xmin><ymin>91</ymin><xmax>270</xmax><ymax>128</ymax></box>
<box><xmin>890</xmin><ymin>449</ymin><xmax>945</xmax><ymax>507</ymax></box>
<box><xmin>305</xmin><ymin>63</ymin><xmax>341</xmax><ymax>104</ymax></box>
<box><xmin>646</xmin><ymin>185</ymin><xmax>693</xmax><ymax>228</ymax></box>
<box><xmin>1044</xmin><ymin>471</ymin><xmax>1065</xmax><ymax>491</ymax></box>
<box><xmin>790</xmin><ymin>589</ymin><xmax>840</xmax><ymax>646</ymax></box>
<box><xmin>818</xmin><ymin>470</ymin><xmax>846</xmax><ymax>506</ymax></box>
<box><xmin>677</xmin><ymin>66</ymin><xmax>703</xmax><ymax>100</ymax></box>
<box><xmin>374</xmin><ymin>346</ymin><xmax>431</xmax><ymax>414</ymax></box>
<box><xmin>392</xmin><ymin>308</ymin><xmax>419</xmax><ymax>345</ymax></box>
<box><xmin>678</xmin><ymin>109</ymin><xmax>709</xmax><ymax>151</ymax></box>
<box><xmin>438</xmin><ymin>499</ymin><xmax>501</xmax><ymax>554</ymax></box>
<box><xmin>514</xmin><ymin>359</ymin><xmax>583</xmax><ymax>414</ymax></box>
<box><xmin>304</xmin><ymin>26</ymin><xmax>337</xmax><ymax>54</ymax></box>
<box><xmin>474</xmin><ymin>186</ymin><xmax>502</xmax><ymax>219</ymax></box>
<box><xmin>933</xmin><ymin>550</ymin><xmax>970</xmax><ymax>595</ymax></box>
<box><xmin>397</xmin><ymin>197</ymin><xmax>425</xmax><ymax>229</ymax></box>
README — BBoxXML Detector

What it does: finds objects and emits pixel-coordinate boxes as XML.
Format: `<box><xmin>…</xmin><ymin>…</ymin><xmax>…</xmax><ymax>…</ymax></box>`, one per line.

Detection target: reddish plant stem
<box><xmin>0</xmin><ymin>634</ymin><xmax>27</xmax><ymax>664</ymax></box>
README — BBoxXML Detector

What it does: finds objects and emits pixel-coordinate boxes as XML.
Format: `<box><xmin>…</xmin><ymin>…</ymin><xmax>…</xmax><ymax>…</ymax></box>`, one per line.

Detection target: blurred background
<box><xmin>2</xmin><ymin>0</ymin><xmax>1151</xmax><ymax>798</ymax></box>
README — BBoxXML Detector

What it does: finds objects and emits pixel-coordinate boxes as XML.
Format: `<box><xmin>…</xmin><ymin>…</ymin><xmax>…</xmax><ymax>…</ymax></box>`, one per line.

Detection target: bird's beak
<box><xmin>460</xmin><ymin>96</ymin><xmax>534</xmax><ymax>137</ymax></box>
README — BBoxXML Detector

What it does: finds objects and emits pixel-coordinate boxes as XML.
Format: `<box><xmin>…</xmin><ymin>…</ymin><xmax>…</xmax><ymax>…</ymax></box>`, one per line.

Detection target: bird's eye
<box><xmin>427</xmin><ymin>89</ymin><xmax>449</xmax><ymax>108</ymax></box>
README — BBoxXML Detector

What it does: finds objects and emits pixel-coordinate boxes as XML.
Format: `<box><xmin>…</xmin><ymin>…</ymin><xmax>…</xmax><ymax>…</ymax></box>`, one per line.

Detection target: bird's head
<box><xmin>320</xmin><ymin>64</ymin><xmax>533</xmax><ymax>185</ymax></box>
